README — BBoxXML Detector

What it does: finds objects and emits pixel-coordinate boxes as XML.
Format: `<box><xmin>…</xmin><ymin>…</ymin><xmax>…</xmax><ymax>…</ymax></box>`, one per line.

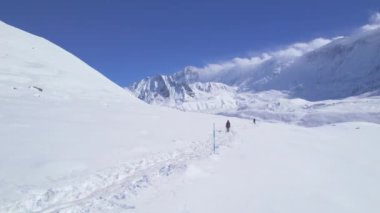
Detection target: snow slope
<box><xmin>0</xmin><ymin>21</ymin><xmax>131</xmax><ymax>102</ymax></box>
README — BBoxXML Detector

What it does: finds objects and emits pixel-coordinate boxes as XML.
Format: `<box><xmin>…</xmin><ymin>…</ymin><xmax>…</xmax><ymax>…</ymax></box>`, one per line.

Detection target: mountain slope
<box><xmin>131</xmin><ymin>77</ymin><xmax>239</xmax><ymax>112</ymax></box>
<box><xmin>130</xmin><ymin>29</ymin><xmax>380</xmax><ymax>125</ymax></box>
<box><xmin>133</xmin><ymin>29</ymin><xmax>380</xmax><ymax>101</ymax></box>
<box><xmin>0</xmin><ymin>21</ymin><xmax>134</xmax><ymax>102</ymax></box>
<box><xmin>0</xmin><ymin>21</ymin><xmax>234</xmax><ymax>207</ymax></box>
<box><xmin>263</xmin><ymin>29</ymin><xmax>380</xmax><ymax>100</ymax></box>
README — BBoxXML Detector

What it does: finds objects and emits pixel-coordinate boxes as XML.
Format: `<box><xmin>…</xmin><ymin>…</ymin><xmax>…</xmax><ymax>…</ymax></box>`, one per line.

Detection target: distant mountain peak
<box><xmin>130</xmin><ymin>28</ymin><xmax>380</xmax><ymax>123</ymax></box>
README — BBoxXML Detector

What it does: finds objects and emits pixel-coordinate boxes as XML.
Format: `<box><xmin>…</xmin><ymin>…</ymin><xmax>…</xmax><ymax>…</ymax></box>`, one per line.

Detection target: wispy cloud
<box><xmin>361</xmin><ymin>12</ymin><xmax>380</xmax><ymax>31</ymax></box>
<box><xmin>191</xmin><ymin>37</ymin><xmax>331</xmax><ymax>79</ymax></box>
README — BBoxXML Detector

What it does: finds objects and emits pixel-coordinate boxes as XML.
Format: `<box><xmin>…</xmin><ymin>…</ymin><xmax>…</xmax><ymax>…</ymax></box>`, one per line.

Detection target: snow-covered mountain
<box><xmin>1</xmin><ymin>20</ymin><xmax>380</xmax><ymax>213</ymax></box>
<box><xmin>132</xmin><ymin>76</ymin><xmax>239</xmax><ymax>112</ymax></box>
<box><xmin>132</xmin><ymin>74</ymin><xmax>196</xmax><ymax>104</ymax></box>
<box><xmin>263</xmin><ymin>30</ymin><xmax>380</xmax><ymax>100</ymax></box>
<box><xmin>130</xmin><ymin>28</ymin><xmax>380</xmax><ymax>125</ymax></box>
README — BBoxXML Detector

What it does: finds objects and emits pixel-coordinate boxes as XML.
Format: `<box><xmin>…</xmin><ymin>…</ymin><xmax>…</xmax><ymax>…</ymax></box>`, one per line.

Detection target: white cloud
<box><xmin>191</xmin><ymin>37</ymin><xmax>331</xmax><ymax>80</ymax></box>
<box><xmin>194</xmin><ymin>53</ymin><xmax>272</xmax><ymax>78</ymax></box>
<box><xmin>361</xmin><ymin>12</ymin><xmax>380</xmax><ymax>31</ymax></box>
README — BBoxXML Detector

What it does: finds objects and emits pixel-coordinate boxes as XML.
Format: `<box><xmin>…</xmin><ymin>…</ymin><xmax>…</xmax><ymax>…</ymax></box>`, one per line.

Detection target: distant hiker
<box><xmin>253</xmin><ymin>118</ymin><xmax>256</xmax><ymax>124</ymax></box>
<box><xmin>226</xmin><ymin>120</ymin><xmax>231</xmax><ymax>132</ymax></box>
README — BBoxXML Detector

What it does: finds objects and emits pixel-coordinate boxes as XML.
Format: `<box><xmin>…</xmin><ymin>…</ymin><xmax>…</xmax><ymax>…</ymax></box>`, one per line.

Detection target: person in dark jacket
<box><xmin>226</xmin><ymin>120</ymin><xmax>231</xmax><ymax>132</ymax></box>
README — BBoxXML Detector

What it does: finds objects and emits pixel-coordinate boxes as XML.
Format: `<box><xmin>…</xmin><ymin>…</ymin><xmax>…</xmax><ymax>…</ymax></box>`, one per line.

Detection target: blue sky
<box><xmin>1</xmin><ymin>0</ymin><xmax>379</xmax><ymax>86</ymax></box>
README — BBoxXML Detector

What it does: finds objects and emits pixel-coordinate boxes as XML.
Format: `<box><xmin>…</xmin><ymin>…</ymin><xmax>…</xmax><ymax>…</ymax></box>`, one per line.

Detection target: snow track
<box><xmin>2</xmin><ymin>130</ymin><xmax>237</xmax><ymax>213</ymax></box>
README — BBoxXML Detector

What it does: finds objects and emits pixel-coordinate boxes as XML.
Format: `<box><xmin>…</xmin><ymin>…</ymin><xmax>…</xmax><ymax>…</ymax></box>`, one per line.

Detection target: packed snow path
<box><xmin>1</xmin><ymin>129</ymin><xmax>237</xmax><ymax>212</ymax></box>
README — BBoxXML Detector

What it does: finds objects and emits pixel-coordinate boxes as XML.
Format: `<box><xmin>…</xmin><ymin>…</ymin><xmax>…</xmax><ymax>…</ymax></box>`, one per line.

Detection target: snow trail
<box><xmin>2</xmin><ymin>129</ymin><xmax>237</xmax><ymax>213</ymax></box>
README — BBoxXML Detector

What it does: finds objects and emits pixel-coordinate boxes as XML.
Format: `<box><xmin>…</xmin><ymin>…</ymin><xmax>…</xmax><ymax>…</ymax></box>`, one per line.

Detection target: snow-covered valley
<box><xmin>0</xmin><ymin>19</ymin><xmax>379</xmax><ymax>213</ymax></box>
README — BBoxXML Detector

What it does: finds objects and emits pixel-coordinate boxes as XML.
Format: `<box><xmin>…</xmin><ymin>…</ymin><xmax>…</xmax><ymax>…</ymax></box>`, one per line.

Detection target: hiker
<box><xmin>253</xmin><ymin>118</ymin><xmax>256</xmax><ymax>124</ymax></box>
<box><xmin>226</xmin><ymin>120</ymin><xmax>231</xmax><ymax>132</ymax></box>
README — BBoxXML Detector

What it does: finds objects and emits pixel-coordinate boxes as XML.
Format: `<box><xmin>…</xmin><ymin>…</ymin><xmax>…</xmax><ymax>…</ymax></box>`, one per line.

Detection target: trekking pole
<box><xmin>213</xmin><ymin>123</ymin><xmax>216</xmax><ymax>154</ymax></box>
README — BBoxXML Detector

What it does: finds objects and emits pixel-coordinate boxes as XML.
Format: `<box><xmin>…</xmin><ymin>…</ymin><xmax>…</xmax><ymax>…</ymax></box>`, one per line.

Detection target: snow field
<box><xmin>1</xmin><ymin>119</ymin><xmax>237</xmax><ymax>212</ymax></box>
<box><xmin>130</xmin><ymin>122</ymin><xmax>380</xmax><ymax>213</ymax></box>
